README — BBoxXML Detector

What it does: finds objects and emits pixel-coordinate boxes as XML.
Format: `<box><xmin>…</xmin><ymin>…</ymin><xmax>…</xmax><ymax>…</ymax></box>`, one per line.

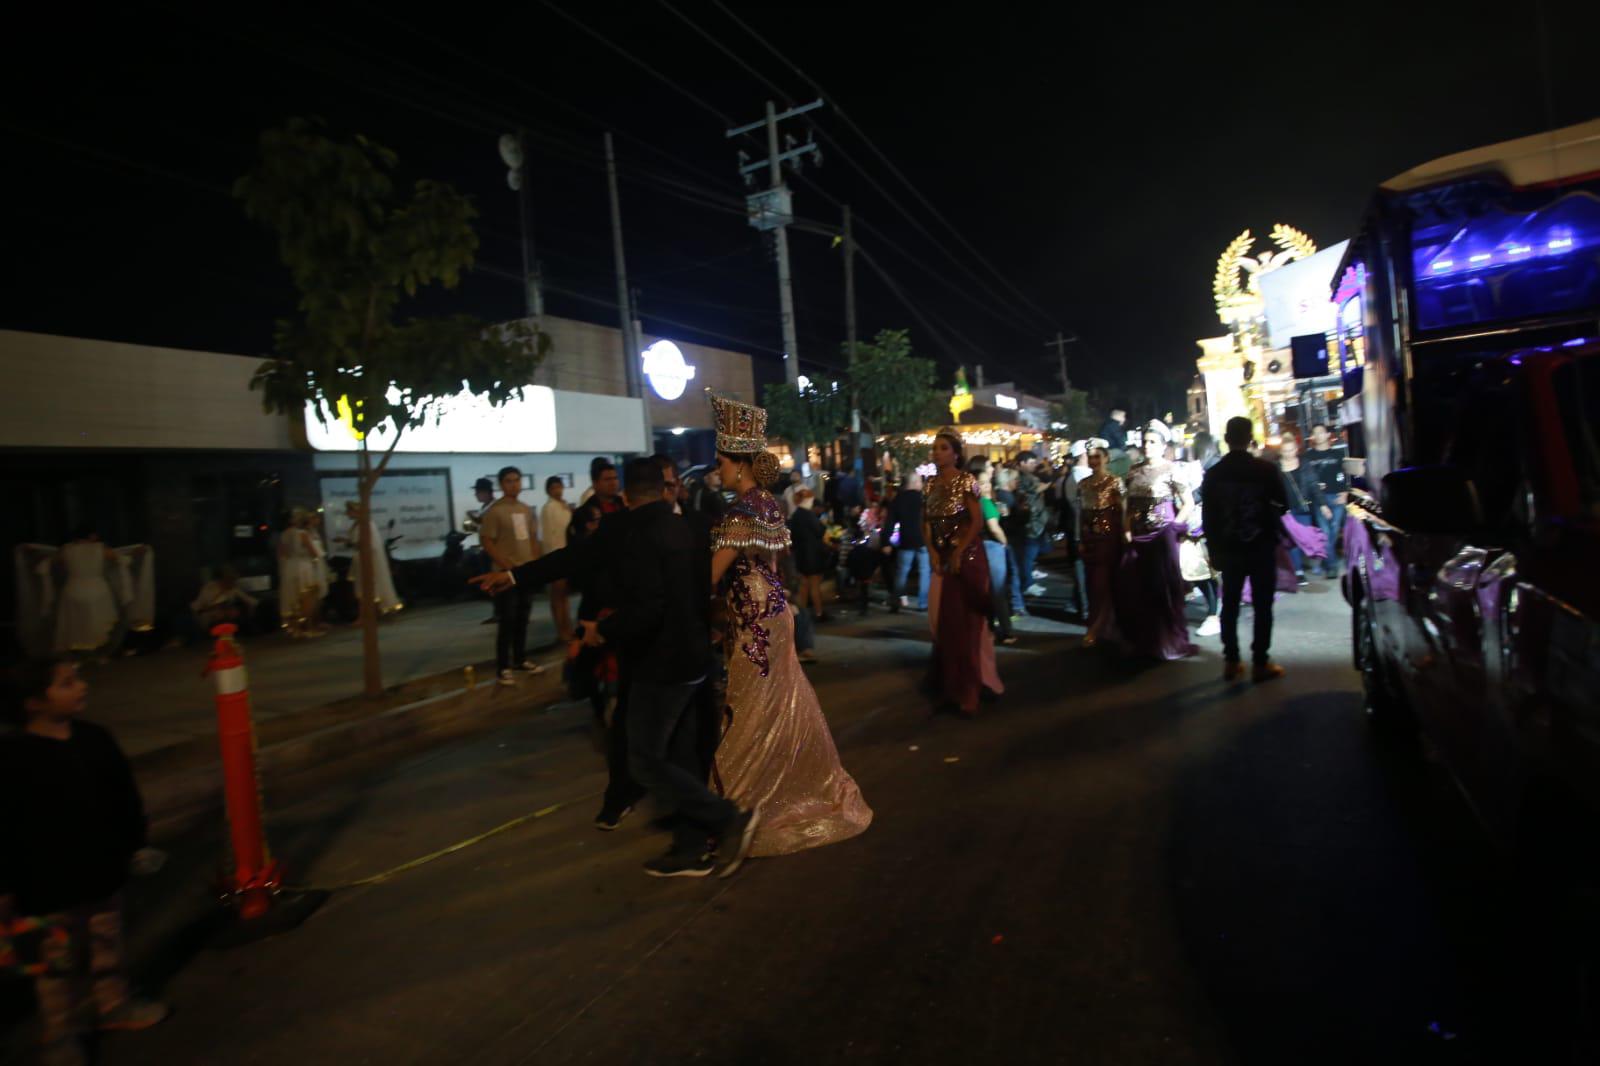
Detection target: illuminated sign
<box><xmin>995</xmin><ymin>393</ymin><xmax>1018</xmax><ymax>410</ymax></box>
<box><xmin>304</xmin><ymin>385</ymin><xmax>557</xmax><ymax>453</ymax></box>
<box><xmin>642</xmin><ymin>340</ymin><xmax>697</xmax><ymax>401</ymax></box>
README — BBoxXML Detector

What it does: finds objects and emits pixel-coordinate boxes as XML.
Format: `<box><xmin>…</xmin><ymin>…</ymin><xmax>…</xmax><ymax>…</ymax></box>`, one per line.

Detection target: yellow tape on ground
<box><xmin>286</xmin><ymin>790</ymin><xmax>603</xmax><ymax>892</ymax></box>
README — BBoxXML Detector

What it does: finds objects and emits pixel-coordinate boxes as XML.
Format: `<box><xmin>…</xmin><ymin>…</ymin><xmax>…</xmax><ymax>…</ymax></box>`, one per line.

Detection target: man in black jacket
<box><xmin>474</xmin><ymin>460</ymin><xmax>758</xmax><ymax>878</ymax></box>
<box><xmin>1201</xmin><ymin>417</ymin><xmax>1290</xmax><ymax>683</ymax></box>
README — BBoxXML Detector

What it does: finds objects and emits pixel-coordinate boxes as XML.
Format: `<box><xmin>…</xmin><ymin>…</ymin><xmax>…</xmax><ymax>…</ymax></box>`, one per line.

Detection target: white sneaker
<box><xmin>1186</xmin><ymin>587</ymin><xmax>1203</xmax><ymax>602</ymax></box>
<box><xmin>518</xmin><ymin>660</ymin><xmax>545</xmax><ymax>674</ymax></box>
<box><xmin>1032</xmin><ymin>570</ymin><xmax>1049</xmax><ymax>580</ymax></box>
<box><xmin>1026</xmin><ymin>583</ymin><xmax>1047</xmax><ymax>597</ymax></box>
<box><xmin>498</xmin><ymin>670</ymin><xmax>517</xmax><ymax>686</ymax></box>
<box><xmin>1196</xmin><ymin>615</ymin><xmax>1222</xmax><ymax>637</ymax></box>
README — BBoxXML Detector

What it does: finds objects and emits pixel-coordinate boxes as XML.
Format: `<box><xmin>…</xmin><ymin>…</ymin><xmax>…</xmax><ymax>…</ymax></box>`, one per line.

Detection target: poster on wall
<box><xmin>318</xmin><ymin>469</ymin><xmax>453</xmax><ymax>560</ymax></box>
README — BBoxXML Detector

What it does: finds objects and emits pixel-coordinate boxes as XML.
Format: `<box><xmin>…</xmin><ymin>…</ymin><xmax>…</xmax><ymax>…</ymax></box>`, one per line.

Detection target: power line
<box><xmin>540</xmin><ymin>1</ymin><xmax>734</xmax><ymax>126</ymax></box>
<box><xmin>647</xmin><ymin>2</ymin><xmax>1054</xmax><ymax>335</ymax></box>
<box><xmin>710</xmin><ymin>0</ymin><xmax>1063</xmax><ymax>332</ymax></box>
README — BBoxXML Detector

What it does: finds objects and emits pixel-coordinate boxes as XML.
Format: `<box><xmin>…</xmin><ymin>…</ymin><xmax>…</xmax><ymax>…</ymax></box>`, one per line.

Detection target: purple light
<box><xmin>1510</xmin><ymin>355</ymin><xmax>1523</xmax><ymax>365</ymax></box>
<box><xmin>1507</xmin><ymin>244</ymin><xmax>1532</xmax><ymax>256</ymax></box>
<box><xmin>1549</xmin><ymin>237</ymin><xmax>1574</xmax><ymax>250</ymax></box>
<box><xmin>1468</xmin><ymin>253</ymin><xmax>1492</xmax><ymax>263</ymax></box>
<box><xmin>1561</xmin><ymin>337</ymin><xmax>1589</xmax><ymax>348</ymax></box>
<box><xmin>1432</xmin><ymin>260</ymin><xmax>1454</xmax><ymax>272</ymax></box>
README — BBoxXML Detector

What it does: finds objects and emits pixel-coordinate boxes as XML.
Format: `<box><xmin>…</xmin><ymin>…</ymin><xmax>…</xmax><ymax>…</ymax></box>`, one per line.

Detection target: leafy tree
<box><xmin>1049</xmin><ymin>388</ymin><xmax>1100</xmax><ymax>440</ymax></box>
<box><xmin>847</xmin><ymin>329</ymin><xmax>947</xmax><ymax>435</ymax></box>
<box><xmin>763</xmin><ymin>378</ymin><xmax>847</xmax><ymax>460</ymax></box>
<box><xmin>236</xmin><ymin>118</ymin><xmax>547</xmax><ymax>698</ymax></box>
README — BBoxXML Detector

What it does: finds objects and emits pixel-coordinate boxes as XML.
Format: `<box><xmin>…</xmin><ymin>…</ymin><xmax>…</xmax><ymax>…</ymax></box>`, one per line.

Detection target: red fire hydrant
<box><xmin>206</xmin><ymin>624</ymin><xmax>281</xmax><ymax>920</ymax></box>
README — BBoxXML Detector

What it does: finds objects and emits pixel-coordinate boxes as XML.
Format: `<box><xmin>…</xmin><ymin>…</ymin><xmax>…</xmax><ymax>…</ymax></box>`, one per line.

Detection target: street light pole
<box><xmin>499</xmin><ymin>131</ymin><xmax>543</xmax><ymax>321</ymax></box>
<box><xmin>605</xmin><ymin>132</ymin><xmax>652</xmax><ymax>449</ymax></box>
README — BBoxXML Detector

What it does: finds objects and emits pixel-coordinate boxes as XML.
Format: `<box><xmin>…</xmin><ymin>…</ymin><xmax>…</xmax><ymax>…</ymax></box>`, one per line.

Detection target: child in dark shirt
<box><xmin>1</xmin><ymin>659</ymin><xmax>169</xmax><ymax>1066</ymax></box>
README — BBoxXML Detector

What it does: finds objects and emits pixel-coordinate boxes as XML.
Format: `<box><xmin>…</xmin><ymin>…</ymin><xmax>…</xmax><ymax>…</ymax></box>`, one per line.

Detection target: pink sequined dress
<box><xmin>712</xmin><ymin>487</ymin><xmax>872</xmax><ymax>857</ymax></box>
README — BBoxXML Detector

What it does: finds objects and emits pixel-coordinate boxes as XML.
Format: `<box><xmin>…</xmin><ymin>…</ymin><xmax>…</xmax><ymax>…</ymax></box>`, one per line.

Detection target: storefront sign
<box><xmin>995</xmin><ymin>393</ymin><xmax>1018</xmax><ymax>410</ymax></box>
<box><xmin>318</xmin><ymin>469</ymin><xmax>453</xmax><ymax>559</ymax></box>
<box><xmin>642</xmin><ymin>341</ymin><xmax>697</xmax><ymax>401</ymax></box>
<box><xmin>304</xmin><ymin>386</ymin><xmax>557</xmax><ymax>453</ymax></box>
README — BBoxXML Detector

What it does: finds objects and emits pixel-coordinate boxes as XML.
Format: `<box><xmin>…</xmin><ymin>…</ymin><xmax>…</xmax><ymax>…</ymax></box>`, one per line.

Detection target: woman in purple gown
<box><xmin>1116</xmin><ymin>425</ymin><xmax>1199</xmax><ymax>660</ymax></box>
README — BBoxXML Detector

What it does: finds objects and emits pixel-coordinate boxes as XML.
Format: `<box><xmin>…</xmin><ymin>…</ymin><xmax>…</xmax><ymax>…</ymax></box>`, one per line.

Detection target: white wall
<box><xmin>0</xmin><ymin>330</ymin><xmax>292</xmax><ymax>450</ymax></box>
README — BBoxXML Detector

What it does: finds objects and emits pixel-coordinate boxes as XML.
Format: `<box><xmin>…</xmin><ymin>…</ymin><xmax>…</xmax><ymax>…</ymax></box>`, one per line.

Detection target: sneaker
<box><xmin>497</xmin><ymin>670</ymin><xmax>517</xmax><ymax>686</ymax></box>
<box><xmin>594</xmin><ymin>805</ymin><xmax>633</xmax><ymax>831</ymax></box>
<box><xmin>1032</xmin><ymin>570</ymin><xmax>1049</xmax><ymax>580</ymax></box>
<box><xmin>1026</xmin><ymin>583</ymin><xmax>1047</xmax><ymax>597</ymax></box>
<box><xmin>1252</xmin><ymin>662</ymin><xmax>1287</xmax><ymax>683</ymax></box>
<box><xmin>1196</xmin><ymin>615</ymin><xmax>1222</xmax><ymax>637</ymax></box>
<box><xmin>1223</xmin><ymin>660</ymin><xmax>1246</xmax><ymax>682</ymax></box>
<box><xmin>714</xmin><ymin>808</ymin><xmax>761</xmax><ymax>879</ymax></box>
<box><xmin>1296</xmin><ymin>573</ymin><xmax>1309</xmax><ymax>587</ymax></box>
<box><xmin>643</xmin><ymin>851</ymin><xmax>714</xmax><ymax>878</ymax></box>
<box><xmin>518</xmin><ymin>660</ymin><xmax>545</xmax><ymax>674</ymax></box>
<box><xmin>97</xmin><ymin>998</ymin><xmax>171</xmax><ymax>1032</ymax></box>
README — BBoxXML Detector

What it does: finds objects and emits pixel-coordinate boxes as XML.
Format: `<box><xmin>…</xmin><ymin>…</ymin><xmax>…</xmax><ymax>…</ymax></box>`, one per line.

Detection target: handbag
<box><xmin>1179</xmin><ymin>537</ymin><xmax>1215</xmax><ymax>583</ymax></box>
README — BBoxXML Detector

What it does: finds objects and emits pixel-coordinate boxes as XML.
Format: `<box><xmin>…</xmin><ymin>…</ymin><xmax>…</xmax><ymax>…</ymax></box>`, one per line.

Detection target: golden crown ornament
<box><xmin>707</xmin><ymin>390</ymin><xmax>768</xmax><ymax>453</ymax></box>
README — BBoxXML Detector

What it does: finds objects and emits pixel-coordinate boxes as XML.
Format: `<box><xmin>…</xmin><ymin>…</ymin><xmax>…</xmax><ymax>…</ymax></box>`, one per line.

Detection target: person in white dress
<box><xmin>539</xmin><ymin>477</ymin><xmax>575</xmax><ymax>642</ymax></box>
<box><xmin>336</xmin><ymin>501</ymin><xmax>401</xmax><ymax>617</ymax></box>
<box><xmin>277</xmin><ymin>509</ymin><xmax>329</xmax><ymax>637</ymax></box>
<box><xmin>54</xmin><ymin>532</ymin><xmax>123</xmax><ymax>654</ymax></box>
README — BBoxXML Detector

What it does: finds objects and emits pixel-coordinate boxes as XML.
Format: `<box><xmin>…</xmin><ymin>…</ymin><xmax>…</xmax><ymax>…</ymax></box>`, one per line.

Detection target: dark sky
<box><xmin>5</xmin><ymin>3</ymin><xmax>1598</xmax><ymax>411</ymax></box>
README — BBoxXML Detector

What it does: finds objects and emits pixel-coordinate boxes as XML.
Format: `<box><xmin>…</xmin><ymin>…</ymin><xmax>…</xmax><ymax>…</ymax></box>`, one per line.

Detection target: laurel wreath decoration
<box><xmin>1214</xmin><ymin>224</ymin><xmax>1320</xmax><ymax>315</ymax></box>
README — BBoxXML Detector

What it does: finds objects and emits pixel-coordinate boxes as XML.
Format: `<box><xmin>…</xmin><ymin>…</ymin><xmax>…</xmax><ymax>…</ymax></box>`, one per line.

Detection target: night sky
<box><xmin>5</xmin><ymin>3</ymin><xmax>1598</xmax><ymax>412</ymax></box>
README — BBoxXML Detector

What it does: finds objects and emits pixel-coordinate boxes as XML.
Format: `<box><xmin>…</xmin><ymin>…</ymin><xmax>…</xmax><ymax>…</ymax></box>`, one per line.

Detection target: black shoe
<box><xmin>714</xmin><ymin>808</ymin><xmax>761</xmax><ymax>879</ymax></box>
<box><xmin>1296</xmin><ymin>573</ymin><xmax>1309</xmax><ymax>587</ymax></box>
<box><xmin>594</xmin><ymin>805</ymin><xmax>634</xmax><ymax>832</ymax></box>
<box><xmin>643</xmin><ymin>851</ymin><xmax>714</xmax><ymax>878</ymax></box>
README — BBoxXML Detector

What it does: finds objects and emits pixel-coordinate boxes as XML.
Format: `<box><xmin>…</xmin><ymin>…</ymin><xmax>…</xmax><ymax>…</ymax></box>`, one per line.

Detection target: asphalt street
<box><xmin>20</xmin><ymin>581</ymin><xmax>1580</xmax><ymax>1065</ymax></box>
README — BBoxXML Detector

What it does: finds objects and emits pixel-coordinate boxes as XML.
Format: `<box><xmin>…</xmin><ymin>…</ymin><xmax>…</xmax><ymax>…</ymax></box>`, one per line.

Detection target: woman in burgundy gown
<box><xmin>1077</xmin><ymin>444</ymin><xmax>1125</xmax><ymax>647</ymax></box>
<box><xmin>922</xmin><ymin>429</ymin><xmax>1003</xmax><ymax>715</ymax></box>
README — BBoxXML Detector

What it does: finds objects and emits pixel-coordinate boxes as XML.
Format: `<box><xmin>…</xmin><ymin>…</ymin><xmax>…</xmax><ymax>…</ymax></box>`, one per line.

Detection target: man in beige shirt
<box><xmin>479</xmin><ymin>465</ymin><xmax>544</xmax><ymax>685</ymax></box>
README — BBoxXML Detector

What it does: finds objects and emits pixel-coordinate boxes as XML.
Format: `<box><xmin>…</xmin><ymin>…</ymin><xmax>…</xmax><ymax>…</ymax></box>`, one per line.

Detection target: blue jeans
<box><xmin>894</xmin><ymin>547</ymin><xmax>931</xmax><ymax>609</ymax></box>
<box><xmin>793</xmin><ymin>602</ymin><xmax>815</xmax><ymax>653</ymax></box>
<box><xmin>1008</xmin><ymin>536</ymin><xmax>1042</xmax><ymax>614</ymax></box>
<box><xmin>983</xmin><ymin>541</ymin><xmax>1013</xmax><ymax>639</ymax></box>
<box><xmin>1313</xmin><ymin>504</ymin><xmax>1344</xmax><ymax>575</ymax></box>
<box><xmin>1288</xmin><ymin>511</ymin><xmax>1313</xmax><ymax>577</ymax></box>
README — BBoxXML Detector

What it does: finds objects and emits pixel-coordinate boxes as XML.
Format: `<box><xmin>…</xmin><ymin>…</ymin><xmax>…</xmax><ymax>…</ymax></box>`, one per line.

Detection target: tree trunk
<box><xmin>356</xmin><ymin>443</ymin><xmax>383</xmax><ymax>699</ymax></box>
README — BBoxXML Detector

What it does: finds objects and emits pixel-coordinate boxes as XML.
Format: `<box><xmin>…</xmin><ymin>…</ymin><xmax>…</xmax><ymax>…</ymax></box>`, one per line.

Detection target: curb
<box><xmin>143</xmin><ymin>665</ymin><xmax>569</xmax><ymax>839</ymax></box>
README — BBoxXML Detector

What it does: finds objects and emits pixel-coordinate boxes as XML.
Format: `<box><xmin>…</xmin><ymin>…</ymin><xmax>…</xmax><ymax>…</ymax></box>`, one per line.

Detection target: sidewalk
<box><xmin>81</xmin><ymin>598</ymin><xmax>563</xmax><ymax>763</ymax></box>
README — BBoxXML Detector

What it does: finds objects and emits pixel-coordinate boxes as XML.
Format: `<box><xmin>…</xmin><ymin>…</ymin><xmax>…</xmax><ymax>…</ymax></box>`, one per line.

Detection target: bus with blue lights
<box><xmin>1335</xmin><ymin>119</ymin><xmax>1600</xmax><ymax>900</ymax></box>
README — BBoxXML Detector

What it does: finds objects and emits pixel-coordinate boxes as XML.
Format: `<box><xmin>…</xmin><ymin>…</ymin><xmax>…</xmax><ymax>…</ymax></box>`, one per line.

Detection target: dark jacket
<box><xmin>0</xmin><ymin>720</ymin><xmax>147</xmax><ymax>915</ymax></box>
<box><xmin>522</xmin><ymin>507</ymin><xmax>628</xmax><ymax>621</ymax></box>
<box><xmin>1099</xmin><ymin>418</ymin><xmax>1128</xmax><ymax>451</ymax></box>
<box><xmin>888</xmin><ymin>489</ymin><xmax>926</xmax><ymax>551</ymax></box>
<box><xmin>593</xmin><ymin>501</ymin><xmax>710</xmax><ymax>685</ymax></box>
<box><xmin>1201</xmin><ymin>450</ymin><xmax>1289</xmax><ymax>567</ymax></box>
<box><xmin>1305</xmin><ymin>446</ymin><xmax>1348</xmax><ymax>500</ymax></box>
<box><xmin>1279</xmin><ymin>463</ymin><xmax>1326</xmax><ymax>516</ymax></box>
<box><xmin>788</xmin><ymin>506</ymin><xmax>828</xmax><ymax>576</ymax></box>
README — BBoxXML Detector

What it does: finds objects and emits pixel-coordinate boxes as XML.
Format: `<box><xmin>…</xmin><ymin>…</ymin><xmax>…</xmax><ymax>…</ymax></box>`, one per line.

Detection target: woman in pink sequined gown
<box><xmin>706</xmin><ymin>417</ymin><xmax>871</xmax><ymax>858</ymax></box>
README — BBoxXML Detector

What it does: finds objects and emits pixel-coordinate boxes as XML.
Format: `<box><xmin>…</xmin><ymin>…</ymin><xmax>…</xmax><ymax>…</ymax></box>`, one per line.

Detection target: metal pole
<box><xmin>515</xmin><ymin>130</ymin><xmax>543</xmax><ymax>320</ymax></box>
<box><xmin>844</xmin><ymin>203</ymin><xmax>859</xmax><ymax>437</ymax></box>
<box><xmin>768</xmin><ymin>101</ymin><xmax>801</xmax><ymax>385</ymax></box>
<box><xmin>605</xmin><ymin>132</ymin><xmax>652</xmax><ymax>449</ymax></box>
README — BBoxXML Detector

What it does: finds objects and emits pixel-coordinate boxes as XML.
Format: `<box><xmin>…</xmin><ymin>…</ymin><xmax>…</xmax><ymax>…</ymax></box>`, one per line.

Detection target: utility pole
<box><xmin>843</xmin><ymin>203</ymin><xmax>860</xmax><ymax>437</ymax></box>
<box><xmin>498</xmin><ymin>132</ymin><xmax>543</xmax><ymax>320</ymax></box>
<box><xmin>727</xmin><ymin>99</ymin><xmax>823</xmax><ymax>386</ymax></box>
<box><xmin>1045</xmin><ymin>332</ymin><xmax>1077</xmax><ymax>395</ymax></box>
<box><xmin>975</xmin><ymin>364</ymin><xmax>985</xmax><ymax>388</ymax></box>
<box><xmin>605</xmin><ymin>132</ymin><xmax>651</xmax><ymax>449</ymax></box>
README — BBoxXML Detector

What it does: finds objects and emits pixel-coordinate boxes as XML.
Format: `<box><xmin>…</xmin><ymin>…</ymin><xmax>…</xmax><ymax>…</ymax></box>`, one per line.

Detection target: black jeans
<box><xmin>628</xmin><ymin>679</ymin><xmax>738</xmax><ymax>857</ymax></box>
<box><xmin>495</xmin><ymin>582</ymin><xmax>535</xmax><ymax>671</ymax></box>
<box><xmin>1219</xmin><ymin>551</ymin><xmax>1280</xmax><ymax>664</ymax></box>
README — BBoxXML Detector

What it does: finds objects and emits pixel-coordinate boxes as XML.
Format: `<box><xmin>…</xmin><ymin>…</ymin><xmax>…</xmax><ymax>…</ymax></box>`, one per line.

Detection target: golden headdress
<box><xmin>708</xmin><ymin>390</ymin><xmax>768</xmax><ymax>454</ymax></box>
